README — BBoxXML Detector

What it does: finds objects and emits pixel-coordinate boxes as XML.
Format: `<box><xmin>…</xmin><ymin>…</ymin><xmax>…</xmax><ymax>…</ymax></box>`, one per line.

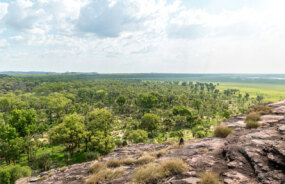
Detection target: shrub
<box><xmin>85</xmin><ymin>151</ymin><xmax>100</xmax><ymax>161</ymax></box>
<box><xmin>133</xmin><ymin>164</ymin><xmax>164</xmax><ymax>184</ymax></box>
<box><xmin>248</xmin><ymin>104</ymin><xmax>272</xmax><ymax>115</ymax></box>
<box><xmin>136</xmin><ymin>155</ymin><xmax>155</xmax><ymax>165</ymax></box>
<box><xmin>121</xmin><ymin>158</ymin><xmax>137</xmax><ymax>165</ymax></box>
<box><xmin>106</xmin><ymin>159</ymin><xmax>122</xmax><ymax>168</ymax></box>
<box><xmin>214</xmin><ymin>125</ymin><xmax>233</xmax><ymax>138</ymax></box>
<box><xmin>245</xmin><ymin>112</ymin><xmax>261</xmax><ymax>122</ymax></box>
<box><xmin>60</xmin><ymin>166</ymin><xmax>67</xmax><ymax>172</ymax></box>
<box><xmin>33</xmin><ymin>153</ymin><xmax>52</xmax><ymax>172</ymax></box>
<box><xmin>200</xmin><ymin>171</ymin><xmax>220</xmax><ymax>184</ymax></box>
<box><xmin>89</xmin><ymin>162</ymin><xmax>107</xmax><ymax>174</ymax></box>
<box><xmin>125</xmin><ymin>129</ymin><xmax>148</xmax><ymax>144</ymax></box>
<box><xmin>150</xmin><ymin>149</ymin><xmax>169</xmax><ymax>158</ymax></box>
<box><xmin>133</xmin><ymin>158</ymin><xmax>188</xmax><ymax>183</ymax></box>
<box><xmin>0</xmin><ymin>165</ymin><xmax>31</xmax><ymax>184</ymax></box>
<box><xmin>86</xmin><ymin>168</ymin><xmax>125</xmax><ymax>184</ymax></box>
<box><xmin>246</xmin><ymin>120</ymin><xmax>260</xmax><ymax>129</ymax></box>
<box><xmin>160</xmin><ymin>158</ymin><xmax>188</xmax><ymax>175</ymax></box>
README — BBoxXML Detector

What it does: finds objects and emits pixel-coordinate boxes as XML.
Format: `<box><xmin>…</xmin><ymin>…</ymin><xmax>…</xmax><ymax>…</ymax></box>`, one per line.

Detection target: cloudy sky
<box><xmin>0</xmin><ymin>0</ymin><xmax>285</xmax><ymax>73</ymax></box>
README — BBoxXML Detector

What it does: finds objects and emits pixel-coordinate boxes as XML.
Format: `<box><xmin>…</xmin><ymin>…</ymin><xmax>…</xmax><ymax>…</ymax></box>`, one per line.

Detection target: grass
<box><xmin>218</xmin><ymin>82</ymin><xmax>285</xmax><ymax>102</ymax></box>
<box><xmin>200</xmin><ymin>171</ymin><xmax>221</xmax><ymax>184</ymax></box>
<box><xmin>248</xmin><ymin>104</ymin><xmax>272</xmax><ymax>115</ymax></box>
<box><xmin>214</xmin><ymin>125</ymin><xmax>233</xmax><ymax>138</ymax></box>
<box><xmin>245</xmin><ymin>112</ymin><xmax>261</xmax><ymax>122</ymax></box>
<box><xmin>246</xmin><ymin>120</ymin><xmax>260</xmax><ymax>129</ymax></box>
<box><xmin>136</xmin><ymin>155</ymin><xmax>156</xmax><ymax>165</ymax></box>
<box><xmin>133</xmin><ymin>158</ymin><xmax>188</xmax><ymax>183</ymax></box>
<box><xmin>86</xmin><ymin>168</ymin><xmax>125</xmax><ymax>184</ymax></box>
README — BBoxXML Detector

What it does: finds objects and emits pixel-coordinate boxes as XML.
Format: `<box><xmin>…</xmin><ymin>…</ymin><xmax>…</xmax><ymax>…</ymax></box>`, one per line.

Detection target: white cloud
<box><xmin>1</xmin><ymin>0</ymin><xmax>285</xmax><ymax>73</ymax></box>
<box><xmin>0</xmin><ymin>2</ymin><xmax>8</xmax><ymax>20</ymax></box>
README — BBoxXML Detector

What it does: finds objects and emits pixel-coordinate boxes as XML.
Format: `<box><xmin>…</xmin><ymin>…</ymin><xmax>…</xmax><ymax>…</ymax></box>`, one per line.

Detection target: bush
<box><xmin>248</xmin><ymin>104</ymin><xmax>272</xmax><ymax>115</ymax></box>
<box><xmin>133</xmin><ymin>164</ymin><xmax>164</xmax><ymax>184</ymax></box>
<box><xmin>245</xmin><ymin>112</ymin><xmax>261</xmax><ymax>122</ymax></box>
<box><xmin>214</xmin><ymin>125</ymin><xmax>233</xmax><ymax>138</ymax></box>
<box><xmin>121</xmin><ymin>158</ymin><xmax>137</xmax><ymax>165</ymax></box>
<box><xmin>85</xmin><ymin>151</ymin><xmax>100</xmax><ymax>161</ymax></box>
<box><xmin>160</xmin><ymin>158</ymin><xmax>188</xmax><ymax>175</ymax></box>
<box><xmin>246</xmin><ymin>120</ymin><xmax>260</xmax><ymax>129</ymax></box>
<box><xmin>200</xmin><ymin>171</ymin><xmax>220</xmax><ymax>184</ymax></box>
<box><xmin>89</xmin><ymin>162</ymin><xmax>107</xmax><ymax>174</ymax></box>
<box><xmin>34</xmin><ymin>153</ymin><xmax>52</xmax><ymax>171</ymax></box>
<box><xmin>0</xmin><ymin>165</ymin><xmax>31</xmax><ymax>184</ymax></box>
<box><xmin>106</xmin><ymin>160</ymin><xmax>122</xmax><ymax>168</ymax></box>
<box><xmin>86</xmin><ymin>168</ymin><xmax>125</xmax><ymax>184</ymax></box>
<box><xmin>125</xmin><ymin>129</ymin><xmax>148</xmax><ymax>144</ymax></box>
<box><xmin>133</xmin><ymin>158</ymin><xmax>188</xmax><ymax>183</ymax></box>
<box><xmin>136</xmin><ymin>155</ymin><xmax>155</xmax><ymax>165</ymax></box>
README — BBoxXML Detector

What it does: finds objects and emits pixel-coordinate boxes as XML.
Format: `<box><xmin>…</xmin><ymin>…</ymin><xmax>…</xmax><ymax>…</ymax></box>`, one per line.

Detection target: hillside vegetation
<box><xmin>0</xmin><ymin>73</ymin><xmax>276</xmax><ymax>182</ymax></box>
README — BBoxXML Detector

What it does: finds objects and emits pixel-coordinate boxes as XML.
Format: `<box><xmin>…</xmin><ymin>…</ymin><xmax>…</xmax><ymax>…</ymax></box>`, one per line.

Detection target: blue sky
<box><xmin>0</xmin><ymin>0</ymin><xmax>285</xmax><ymax>73</ymax></box>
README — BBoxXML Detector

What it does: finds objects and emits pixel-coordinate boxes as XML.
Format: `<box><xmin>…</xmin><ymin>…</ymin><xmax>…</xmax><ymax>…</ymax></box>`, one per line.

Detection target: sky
<box><xmin>0</xmin><ymin>0</ymin><xmax>285</xmax><ymax>73</ymax></box>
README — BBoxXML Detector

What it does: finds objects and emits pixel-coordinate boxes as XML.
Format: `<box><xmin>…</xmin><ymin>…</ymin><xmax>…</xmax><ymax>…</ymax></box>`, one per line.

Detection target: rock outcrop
<box><xmin>17</xmin><ymin>100</ymin><xmax>285</xmax><ymax>184</ymax></box>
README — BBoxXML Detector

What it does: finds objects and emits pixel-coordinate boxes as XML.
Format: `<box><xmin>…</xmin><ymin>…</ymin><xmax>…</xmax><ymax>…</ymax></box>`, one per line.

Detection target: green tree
<box><xmin>137</xmin><ymin>94</ymin><xmax>158</xmax><ymax>110</ymax></box>
<box><xmin>49</xmin><ymin>113</ymin><xmax>85</xmax><ymax>155</ymax></box>
<box><xmin>8</xmin><ymin>109</ymin><xmax>37</xmax><ymax>137</ymax></box>
<box><xmin>140</xmin><ymin>113</ymin><xmax>159</xmax><ymax>133</ymax></box>
<box><xmin>86</xmin><ymin>109</ymin><xmax>115</xmax><ymax>154</ymax></box>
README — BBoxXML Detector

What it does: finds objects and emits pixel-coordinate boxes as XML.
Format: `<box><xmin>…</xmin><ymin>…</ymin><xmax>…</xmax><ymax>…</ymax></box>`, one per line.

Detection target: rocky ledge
<box><xmin>17</xmin><ymin>100</ymin><xmax>285</xmax><ymax>184</ymax></box>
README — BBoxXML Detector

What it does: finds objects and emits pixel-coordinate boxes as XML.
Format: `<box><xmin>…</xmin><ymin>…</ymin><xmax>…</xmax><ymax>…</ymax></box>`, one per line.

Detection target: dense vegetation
<box><xmin>0</xmin><ymin>73</ymin><xmax>264</xmax><ymax>181</ymax></box>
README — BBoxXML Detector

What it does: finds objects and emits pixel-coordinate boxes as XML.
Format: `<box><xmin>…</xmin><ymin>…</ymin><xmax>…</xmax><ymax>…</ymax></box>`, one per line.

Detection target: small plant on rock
<box><xmin>246</xmin><ymin>120</ymin><xmax>260</xmax><ymax>129</ymax></box>
<box><xmin>214</xmin><ymin>125</ymin><xmax>233</xmax><ymax>138</ymax></box>
<box><xmin>200</xmin><ymin>171</ymin><xmax>221</xmax><ymax>184</ymax></box>
<box><xmin>245</xmin><ymin>112</ymin><xmax>261</xmax><ymax>122</ymax></box>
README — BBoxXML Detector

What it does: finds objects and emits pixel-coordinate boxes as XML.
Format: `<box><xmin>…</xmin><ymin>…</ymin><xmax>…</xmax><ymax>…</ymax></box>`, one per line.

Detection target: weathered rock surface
<box><xmin>17</xmin><ymin>101</ymin><xmax>285</xmax><ymax>184</ymax></box>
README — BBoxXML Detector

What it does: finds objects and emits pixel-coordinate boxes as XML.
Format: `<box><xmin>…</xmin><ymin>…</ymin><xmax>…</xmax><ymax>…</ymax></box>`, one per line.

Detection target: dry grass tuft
<box><xmin>133</xmin><ymin>158</ymin><xmax>188</xmax><ymax>183</ymax></box>
<box><xmin>246</xmin><ymin>120</ymin><xmax>260</xmax><ymax>129</ymax></box>
<box><xmin>86</xmin><ymin>168</ymin><xmax>125</xmax><ymax>184</ymax></box>
<box><xmin>121</xmin><ymin>158</ymin><xmax>137</xmax><ymax>165</ymax></box>
<box><xmin>136</xmin><ymin>155</ymin><xmax>156</xmax><ymax>165</ymax></box>
<box><xmin>248</xmin><ymin>104</ymin><xmax>272</xmax><ymax>115</ymax></box>
<box><xmin>160</xmin><ymin>158</ymin><xmax>188</xmax><ymax>175</ymax></box>
<box><xmin>200</xmin><ymin>171</ymin><xmax>221</xmax><ymax>184</ymax></box>
<box><xmin>245</xmin><ymin>112</ymin><xmax>261</xmax><ymax>122</ymax></box>
<box><xmin>59</xmin><ymin>166</ymin><xmax>67</xmax><ymax>172</ymax></box>
<box><xmin>214</xmin><ymin>125</ymin><xmax>233</xmax><ymax>138</ymax></box>
<box><xmin>106</xmin><ymin>159</ymin><xmax>122</xmax><ymax>168</ymax></box>
<box><xmin>89</xmin><ymin>162</ymin><xmax>107</xmax><ymax>174</ymax></box>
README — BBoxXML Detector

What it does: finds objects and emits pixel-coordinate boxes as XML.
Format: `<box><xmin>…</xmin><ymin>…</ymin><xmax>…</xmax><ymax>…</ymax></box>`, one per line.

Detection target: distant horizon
<box><xmin>2</xmin><ymin>71</ymin><xmax>285</xmax><ymax>75</ymax></box>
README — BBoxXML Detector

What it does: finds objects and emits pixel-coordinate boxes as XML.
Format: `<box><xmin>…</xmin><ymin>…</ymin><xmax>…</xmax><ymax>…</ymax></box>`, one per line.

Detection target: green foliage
<box><xmin>116</xmin><ymin>96</ymin><xmax>126</xmax><ymax>106</ymax></box>
<box><xmin>49</xmin><ymin>113</ymin><xmax>86</xmax><ymax>155</ymax></box>
<box><xmin>87</xmin><ymin>109</ymin><xmax>114</xmax><ymax>134</ymax></box>
<box><xmin>8</xmin><ymin>109</ymin><xmax>37</xmax><ymax>137</ymax></box>
<box><xmin>137</xmin><ymin>94</ymin><xmax>158</xmax><ymax>109</ymax></box>
<box><xmin>85</xmin><ymin>151</ymin><xmax>100</xmax><ymax>161</ymax></box>
<box><xmin>125</xmin><ymin>129</ymin><xmax>148</xmax><ymax>143</ymax></box>
<box><xmin>140</xmin><ymin>113</ymin><xmax>159</xmax><ymax>133</ymax></box>
<box><xmin>173</xmin><ymin>106</ymin><xmax>192</xmax><ymax>116</ymax></box>
<box><xmin>0</xmin><ymin>136</ymin><xmax>24</xmax><ymax>164</ymax></box>
<box><xmin>0</xmin><ymin>165</ymin><xmax>31</xmax><ymax>184</ymax></box>
<box><xmin>33</xmin><ymin>153</ymin><xmax>52</xmax><ymax>171</ymax></box>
